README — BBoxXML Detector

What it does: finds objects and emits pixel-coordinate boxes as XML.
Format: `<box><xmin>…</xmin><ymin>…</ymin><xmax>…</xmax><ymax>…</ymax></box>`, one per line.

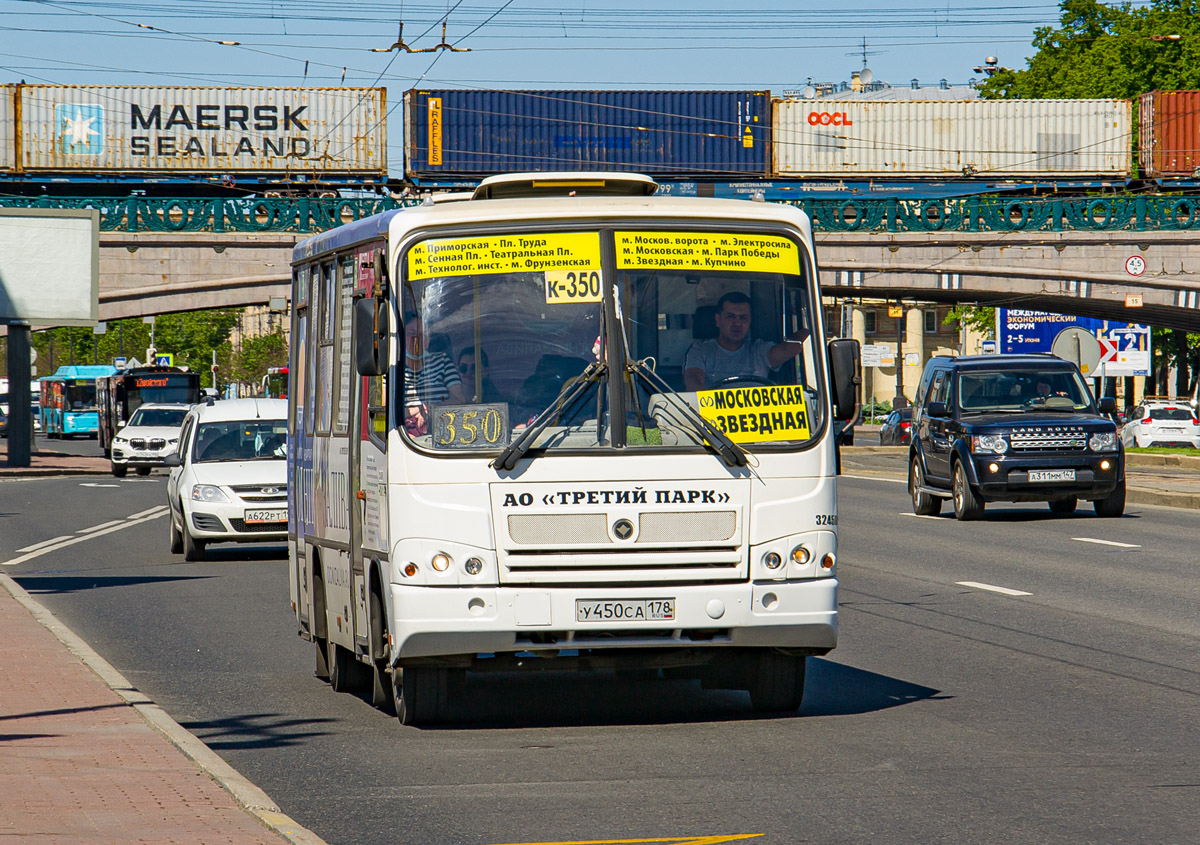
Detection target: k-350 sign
<box><xmin>998</xmin><ymin>309</ymin><xmax>1150</xmax><ymax>376</ymax></box>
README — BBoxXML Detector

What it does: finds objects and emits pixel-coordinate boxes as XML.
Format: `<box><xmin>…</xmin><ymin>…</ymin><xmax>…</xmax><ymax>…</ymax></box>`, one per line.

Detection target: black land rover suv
<box><xmin>909</xmin><ymin>354</ymin><xmax>1124</xmax><ymax>520</ymax></box>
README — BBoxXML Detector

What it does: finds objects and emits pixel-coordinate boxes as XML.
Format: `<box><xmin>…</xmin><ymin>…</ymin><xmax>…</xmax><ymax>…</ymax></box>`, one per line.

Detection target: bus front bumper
<box><xmin>388</xmin><ymin>579</ymin><xmax>837</xmax><ymax>662</ymax></box>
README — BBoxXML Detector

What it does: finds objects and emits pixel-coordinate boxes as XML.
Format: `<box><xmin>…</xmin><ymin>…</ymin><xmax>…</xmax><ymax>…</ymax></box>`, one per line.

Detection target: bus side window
<box><xmin>367</xmin><ymin>373</ymin><xmax>387</xmax><ymax>444</ymax></box>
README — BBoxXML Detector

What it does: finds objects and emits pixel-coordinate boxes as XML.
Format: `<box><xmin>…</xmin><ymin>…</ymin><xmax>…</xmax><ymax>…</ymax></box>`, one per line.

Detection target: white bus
<box><xmin>288</xmin><ymin>173</ymin><xmax>859</xmax><ymax>724</ymax></box>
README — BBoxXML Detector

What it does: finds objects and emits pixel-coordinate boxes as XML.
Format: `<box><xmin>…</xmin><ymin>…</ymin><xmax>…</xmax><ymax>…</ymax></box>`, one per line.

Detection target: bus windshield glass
<box><xmin>958</xmin><ymin>369</ymin><xmax>1094</xmax><ymax>413</ymax></box>
<box><xmin>65</xmin><ymin>383</ymin><xmax>97</xmax><ymax>411</ymax></box>
<box><xmin>400</xmin><ymin>228</ymin><xmax>822</xmax><ymax>454</ymax></box>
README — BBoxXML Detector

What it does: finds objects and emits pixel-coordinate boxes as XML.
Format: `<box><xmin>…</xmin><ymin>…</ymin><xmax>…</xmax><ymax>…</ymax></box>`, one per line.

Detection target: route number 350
<box><xmin>432</xmin><ymin>403</ymin><xmax>510</xmax><ymax>449</ymax></box>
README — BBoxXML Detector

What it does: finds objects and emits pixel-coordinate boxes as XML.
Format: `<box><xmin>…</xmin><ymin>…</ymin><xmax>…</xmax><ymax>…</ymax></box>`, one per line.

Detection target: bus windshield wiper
<box><xmin>492</xmin><ymin>361</ymin><xmax>607</xmax><ymax>471</ymax></box>
<box><xmin>624</xmin><ymin>358</ymin><xmax>748</xmax><ymax>468</ymax></box>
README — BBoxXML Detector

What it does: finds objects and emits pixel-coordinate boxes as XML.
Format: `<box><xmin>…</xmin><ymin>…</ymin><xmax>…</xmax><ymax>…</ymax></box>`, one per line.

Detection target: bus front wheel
<box><xmin>748</xmin><ymin>650</ymin><xmax>806</xmax><ymax>713</ymax></box>
<box><xmin>393</xmin><ymin>667</ymin><xmax>451</xmax><ymax>726</ymax></box>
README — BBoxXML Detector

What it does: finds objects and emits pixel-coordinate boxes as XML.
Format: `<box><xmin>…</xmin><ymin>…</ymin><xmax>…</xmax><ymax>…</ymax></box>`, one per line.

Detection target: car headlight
<box><xmin>1089</xmin><ymin>432</ymin><xmax>1117</xmax><ymax>452</ymax></box>
<box><xmin>114</xmin><ymin>436</ymin><xmax>129</xmax><ymax>444</ymax></box>
<box><xmin>971</xmin><ymin>434</ymin><xmax>1008</xmax><ymax>454</ymax></box>
<box><xmin>168</xmin><ymin>438</ymin><xmax>178</xmax><ymax>444</ymax></box>
<box><xmin>191</xmin><ymin>484</ymin><xmax>229</xmax><ymax>503</ymax></box>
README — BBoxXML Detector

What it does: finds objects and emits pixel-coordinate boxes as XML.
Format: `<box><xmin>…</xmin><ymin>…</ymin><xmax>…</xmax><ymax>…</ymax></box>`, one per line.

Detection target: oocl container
<box><xmin>405</xmin><ymin>89</ymin><xmax>770</xmax><ymax>179</ymax></box>
<box><xmin>16</xmin><ymin>85</ymin><xmax>386</xmax><ymax>177</ymax></box>
<box><xmin>1139</xmin><ymin>90</ymin><xmax>1200</xmax><ymax>177</ymax></box>
<box><xmin>773</xmin><ymin>99</ymin><xmax>1131</xmax><ymax>178</ymax></box>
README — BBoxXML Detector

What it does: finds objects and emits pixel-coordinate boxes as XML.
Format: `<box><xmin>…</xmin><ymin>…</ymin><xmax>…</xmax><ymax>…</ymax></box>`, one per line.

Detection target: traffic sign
<box><xmin>114</xmin><ymin>356</ymin><xmax>127</xmax><ymax>368</ymax></box>
<box><xmin>155</xmin><ymin>353</ymin><xmax>174</xmax><ymax>367</ymax></box>
<box><xmin>1124</xmin><ymin>255</ymin><xmax>1146</xmax><ymax>277</ymax></box>
<box><xmin>861</xmin><ymin>343</ymin><xmax>894</xmax><ymax>368</ymax></box>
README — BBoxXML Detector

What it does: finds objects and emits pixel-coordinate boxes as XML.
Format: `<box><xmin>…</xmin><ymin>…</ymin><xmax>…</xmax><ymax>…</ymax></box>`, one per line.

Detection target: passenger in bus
<box><xmin>682</xmin><ymin>291</ymin><xmax>809</xmax><ymax>391</ymax></box>
<box><xmin>402</xmin><ymin>314</ymin><xmax>464</xmax><ymax>436</ymax></box>
<box><xmin>457</xmin><ymin>346</ymin><xmax>501</xmax><ymax>404</ymax></box>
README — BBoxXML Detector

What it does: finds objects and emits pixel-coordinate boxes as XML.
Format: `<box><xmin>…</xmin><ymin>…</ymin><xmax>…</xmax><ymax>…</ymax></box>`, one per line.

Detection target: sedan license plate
<box><xmin>576</xmin><ymin>598</ymin><xmax>675</xmax><ymax>623</ymax></box>
<box><xmin>244</xmin><ymin>509</ymin><xmax>287</xmax><ymax>524</ymax></box>
<box><xmin>1029</xmin><ymin>469</ymin><xmax>1076</xmax><ymax>483</ymax></box>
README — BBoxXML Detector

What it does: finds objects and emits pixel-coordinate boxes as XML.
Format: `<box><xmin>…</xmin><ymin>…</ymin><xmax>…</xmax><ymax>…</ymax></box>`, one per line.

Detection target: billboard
<box><xmin>998</xmin><ymin>308</ymin><xmax>1150</xmax><ymax>377</ymax></box>
<box><xmin>0</xmin><ymin>208</ymin><xmax>98</xmax><ymax>326</ymax></box>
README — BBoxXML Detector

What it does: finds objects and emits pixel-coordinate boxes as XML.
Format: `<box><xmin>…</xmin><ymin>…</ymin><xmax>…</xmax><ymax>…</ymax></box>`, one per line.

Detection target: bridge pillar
<box><xmin>895</xmin><ymin>307</ymin><xmax>924</xmax><ymax>405</ymax></box>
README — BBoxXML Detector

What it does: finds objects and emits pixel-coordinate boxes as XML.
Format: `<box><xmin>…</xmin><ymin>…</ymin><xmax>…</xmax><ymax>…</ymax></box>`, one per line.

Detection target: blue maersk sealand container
<box><xmin>404</xmin><ymin>89</ymin><xmax>770</xmax><ymax>179</ymax></box>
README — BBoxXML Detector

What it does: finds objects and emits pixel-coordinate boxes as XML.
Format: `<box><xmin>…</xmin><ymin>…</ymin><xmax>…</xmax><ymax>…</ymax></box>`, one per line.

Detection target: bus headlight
<box><xmin>762</xmin><ymin>551</ymin><xmax>783</xmax><ymax>570</ymax></box>
<box><xmin>790</xmin><ymin>545</ymin><xmax>812</xmax><ymax>565</ymax></box>
<box><xmin>464</xmin><ymin>557</ymin><xmax>483</xmax><ymax>575</ymax></box>
<box><xmin>431</xmin><ymin>552</ymin><xmax>451</xmax><ymax>572</ymax></box>
<box><xmin>191</xmin><ymin>484</ymin><xmax>229</xmax><ymax>503</ymax></box>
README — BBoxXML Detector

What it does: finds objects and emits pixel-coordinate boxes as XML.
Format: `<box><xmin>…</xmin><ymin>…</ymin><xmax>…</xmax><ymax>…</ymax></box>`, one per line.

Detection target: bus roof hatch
<box><xmin>471</xmin><ymin>172</ymin><xmax>659</xmax><ymax>201</ymax></box>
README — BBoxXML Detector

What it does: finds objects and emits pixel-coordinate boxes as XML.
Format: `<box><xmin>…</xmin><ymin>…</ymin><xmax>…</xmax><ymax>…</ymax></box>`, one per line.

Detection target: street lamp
<box><xmin>973</xmin><ymin>56</ymin><xmax>1012</xmax><ymax>76</ymax></box>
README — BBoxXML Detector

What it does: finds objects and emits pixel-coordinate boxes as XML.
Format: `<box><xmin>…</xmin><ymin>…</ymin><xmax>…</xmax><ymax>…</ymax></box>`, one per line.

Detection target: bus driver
<box><xmin>683</xmin><ymin>291</ymin><xmax>809</xmax><ymax>391</ymax></box>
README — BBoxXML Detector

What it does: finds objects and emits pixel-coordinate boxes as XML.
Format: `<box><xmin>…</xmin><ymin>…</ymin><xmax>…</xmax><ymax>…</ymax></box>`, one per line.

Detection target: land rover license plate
<box><xmin>576</xmin><ymin>598</ymin><xmax>675</xmax><ymax>622</ymax></box>
<box><xmin>1029</xmin><ymin>469</ymin><xmax>1075</xmax><ymax>483</ymax></box>
<box><xmin>244</xmin><ymin>509</ymin><xmax>287</xmax><ymax>523</ymax></box>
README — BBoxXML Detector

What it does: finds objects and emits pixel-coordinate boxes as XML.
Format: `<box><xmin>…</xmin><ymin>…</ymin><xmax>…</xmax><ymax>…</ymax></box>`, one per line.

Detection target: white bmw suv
<box><xmin>165</xmin><ymin>397</ymin><xmax>288</xmax><ymax>561</ymax></box>
<box><xmin>111</xmin><ymin>403</ymin><xmax>191</xmax><ymax>477</ymax></box>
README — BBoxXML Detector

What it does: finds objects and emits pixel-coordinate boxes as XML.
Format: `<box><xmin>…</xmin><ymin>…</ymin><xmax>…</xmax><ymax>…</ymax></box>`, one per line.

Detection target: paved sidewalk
<box><xmin>0</xmin><ymin>573</ymin><xmax>322</xmax><ymax>844</ymax></box>
<box><xmin>0</xmin><ymin>443</ymin><xmax>110</xmax><ymax>478</ymax></box>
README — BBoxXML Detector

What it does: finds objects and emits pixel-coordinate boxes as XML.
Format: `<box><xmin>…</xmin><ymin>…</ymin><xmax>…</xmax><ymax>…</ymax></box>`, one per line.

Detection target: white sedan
<box><xmin>1120</xmin><ymin>402</ymin><xmax>1200</xmax><ymax>449</ymax></box>
<box><xmin>165</xmin><ymin>398</ymin><xmax>288</xmax><ymax>561</ymax></box>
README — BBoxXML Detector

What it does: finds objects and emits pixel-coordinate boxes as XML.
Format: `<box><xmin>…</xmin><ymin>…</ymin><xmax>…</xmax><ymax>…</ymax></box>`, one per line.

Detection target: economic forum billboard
<box><xmin>998</xmin><ymin>309</ymin><xmax>1150</xmax><ymax>377</ymax></box>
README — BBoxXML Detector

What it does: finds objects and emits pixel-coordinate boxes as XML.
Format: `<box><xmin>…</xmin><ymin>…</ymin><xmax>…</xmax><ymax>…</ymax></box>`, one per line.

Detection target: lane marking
<box><xmin>841</xmin><ymin>473</ymin><xmax>906</xmax><ymax>484</ymax></box>
<box><xmin>129</xmin><ymin>505</ymin><xmax>169</xmax><ymax>520</ymax></box>
<box><xmin>900</xmin><ymin>512</ymin><xmax>944</xmax><ymax>520</ymax></box>
<box><xmin>16</xmin><ymin>535</ymin><xmax>74</xmax><ymax>553</ymax></box>
<box><xmin>77</xmin><ymin>520</ymin><xmax>125</xmax><ymax>534</ymax></box>
<box><xmin>484</xmin><ymin>837</ymin><xmax>764</xmax><ymax>845</ymax></box>
<box><xmin>2</xmin><ymin>508</ymin><xmax>169</xmax><ymax>567</ymax></box>
<box><xmin>1072</xmin><ymin>537</ymin><xmax>1141</xmax><ymax>549</ymax></box>
<box><xmin>956</xmin><ymin>581</ymin><xmax>1032</xmax><ymax>597</ymax></box>
<box><xmin>79</xmin><ymin>482</ymin><xmax>121</xmax><ymax>488</ymax></box>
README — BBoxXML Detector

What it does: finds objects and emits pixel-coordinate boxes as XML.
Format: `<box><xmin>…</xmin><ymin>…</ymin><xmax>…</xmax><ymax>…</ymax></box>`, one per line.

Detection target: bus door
<box><xmin>349</xmin><ymin>245</ymin><xmax>390</xmax><ymax>662</ymax></box>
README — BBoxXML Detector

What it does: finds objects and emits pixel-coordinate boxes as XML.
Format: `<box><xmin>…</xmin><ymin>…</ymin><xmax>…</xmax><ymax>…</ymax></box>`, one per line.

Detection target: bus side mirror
<box><xmin>827</xmin><ymin>338</ymin><xmax>861</xmax><ymax>425</ymax></box>
<box><xmin>354</xmin><ymin>298</ymin><xmax>389</xmax><ymax>377</ymax></box>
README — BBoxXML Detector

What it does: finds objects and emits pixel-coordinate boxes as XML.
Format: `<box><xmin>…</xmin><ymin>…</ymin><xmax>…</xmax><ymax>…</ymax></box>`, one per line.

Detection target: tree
<box><xmin>23</xmin><ymin>309</ymin><xmax>240</xmax><ymax>388</ymax></box>
<box><xmin>226</xmin><ymin>331</ymin><xmax>289</xmax><ymax>389</ymax></box>
<box><xmin>979</xmin><ymin>0</ymin><xmax>1200</xmax><ymax>101</ymax></box>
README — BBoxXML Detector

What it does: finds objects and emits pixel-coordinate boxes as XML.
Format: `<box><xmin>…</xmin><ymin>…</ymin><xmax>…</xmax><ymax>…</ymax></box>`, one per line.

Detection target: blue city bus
<box><xmin>38</xmin><ymin>365</ymin><xmax>118</xmax><ymax>438</ymax></box>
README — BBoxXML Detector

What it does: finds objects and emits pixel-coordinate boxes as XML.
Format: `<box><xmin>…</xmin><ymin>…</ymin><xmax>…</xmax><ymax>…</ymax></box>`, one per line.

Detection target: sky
<box><xmin>0</xmin><ymin>1</ymin><xmax>1144</xmax><ymax>175</ymax></box>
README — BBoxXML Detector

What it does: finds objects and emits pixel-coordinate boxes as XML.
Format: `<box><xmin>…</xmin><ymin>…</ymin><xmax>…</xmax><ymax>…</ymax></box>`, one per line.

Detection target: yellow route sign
<box><xmin>408</xmin><ymin>232</ymin><xmax>602</xmax><ymax>281</ymax></box>
<box><xmin>697</xmin><ymin>384</ymin><xmax>811</xmax><ymax>443</ymax></box>
<box><xmin>615</xmin><ymin>231</ymin><xmax>800</xmax><ymax>275</ymax></box>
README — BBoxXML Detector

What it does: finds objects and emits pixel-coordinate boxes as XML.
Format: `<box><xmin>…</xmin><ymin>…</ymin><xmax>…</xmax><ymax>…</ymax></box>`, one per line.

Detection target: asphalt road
<box><xmin>2</xmin><ymin>469</ymin><xmax>1198</xmax><ymax>845</ymax></box>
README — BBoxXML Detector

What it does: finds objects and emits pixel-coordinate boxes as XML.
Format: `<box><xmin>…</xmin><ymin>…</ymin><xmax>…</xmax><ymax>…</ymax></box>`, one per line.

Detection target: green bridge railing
<box><xmin>3</xmin><ymin>194</ymin><xmax>1200</xmax><ymax>234</ymax></box>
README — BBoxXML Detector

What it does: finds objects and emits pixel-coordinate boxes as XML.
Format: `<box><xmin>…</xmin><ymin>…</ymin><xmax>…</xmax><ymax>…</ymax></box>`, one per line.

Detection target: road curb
<box><xmin>0</xmin><ymin>467</ymin><xmax>114</xmax><ymax>479</ymax></box>
<box><xmin>0</xmin><ymin>572</ymin><xmax>327</xmax><ymax>845</ymax></box>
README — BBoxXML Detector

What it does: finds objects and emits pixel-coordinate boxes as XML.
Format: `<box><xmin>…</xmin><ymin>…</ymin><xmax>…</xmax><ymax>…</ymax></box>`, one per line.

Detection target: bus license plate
<box><xmin>244</xmin><ymin>509</ymin><xmax>287</xmax><ymax>524</ymax></box>
<box><xmin>576</xmin><ymin>599</ymin><xmax>675</xmax><ymax>622</ymax></box>
<box><xmin>1029</xmin><ymin>469</ymin><xmax>1075</xmax><ymax>483</ymax></box>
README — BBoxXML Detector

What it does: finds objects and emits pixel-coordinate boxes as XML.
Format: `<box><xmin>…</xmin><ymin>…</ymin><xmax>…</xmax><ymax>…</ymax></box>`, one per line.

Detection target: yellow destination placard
<box><xmin>615</xmin><ymin>231</ymin><xmax>800</xmax><ymax>275</ymax></box>
<box><xmin>697</xmin><ymin>384</ymin><xmax>811</xmax><ymax>444</ymax></box>
<box><xmin>408</xmin><ymin>232</ymin><xmax>602</xmax><ymax>281</ymax></box>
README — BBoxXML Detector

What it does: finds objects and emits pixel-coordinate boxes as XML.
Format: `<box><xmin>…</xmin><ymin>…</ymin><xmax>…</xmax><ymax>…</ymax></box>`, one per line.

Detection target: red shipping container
<box><xmin>1139</xmin><ymin>90</ymin><xmax>1200</xmax><ymax>177</ymax></box>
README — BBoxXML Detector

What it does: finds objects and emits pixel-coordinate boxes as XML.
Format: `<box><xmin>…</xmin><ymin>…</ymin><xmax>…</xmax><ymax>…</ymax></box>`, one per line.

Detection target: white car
<box><xmin>1120</xmin><ymin>401</ymin><xmax>1200</xmax><ymax>449</ymax></box>
<box><xmin>165</xmin><ymin>398</ymin><xmax>288</xmax><ymax>561</ymax></box>
<box><xmin>110</xmin><ymin>402</ymin><xmax>191</xmax><ymax>477</ymax></box>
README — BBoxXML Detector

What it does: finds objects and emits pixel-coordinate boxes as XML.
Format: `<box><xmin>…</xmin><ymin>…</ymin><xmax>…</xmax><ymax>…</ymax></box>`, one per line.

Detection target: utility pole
<box><xmin>894</xmin><ymin>303</ymin><xmax>905</xmax><ymax>406</ymax></box>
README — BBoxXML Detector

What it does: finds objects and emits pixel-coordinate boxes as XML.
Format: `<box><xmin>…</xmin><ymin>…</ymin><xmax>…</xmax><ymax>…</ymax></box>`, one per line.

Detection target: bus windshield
<box><xmin>65</xmin><ymin>383</ymin><xmax>97</xmax><ymax>411</ymax></box>
<box><xmin>400</xmin><ymin>228</ymin><xmax>823</xmax><ymax>454</ymax></box>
